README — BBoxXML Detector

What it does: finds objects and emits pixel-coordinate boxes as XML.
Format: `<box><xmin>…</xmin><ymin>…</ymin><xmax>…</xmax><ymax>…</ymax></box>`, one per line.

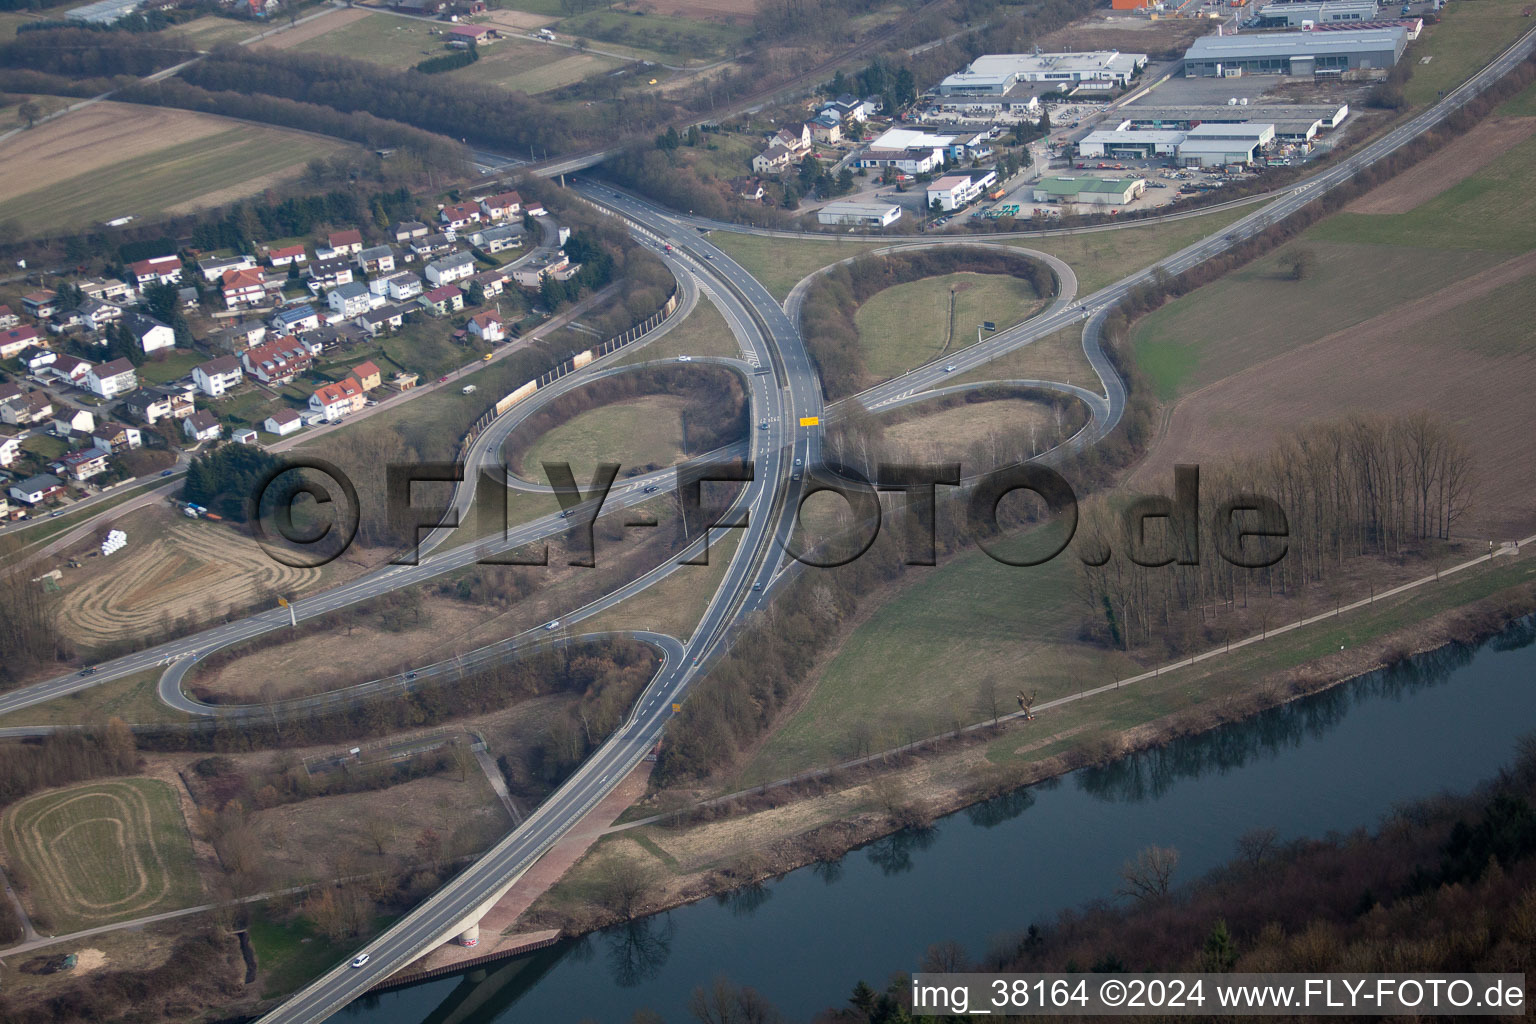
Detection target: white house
<box><xmin>128</xmin><ymin>255</ymin><xmax>182</xmax><ymax>292</ymax></box>
<box><xmin>356</xmin><ymin>245</ymin><xmax>396</xmax><ymax>274</ymax></box>
<box><xmin>467</xmin><ymin>311</ymin><xmax>505</xmax><ymax>343</ymax></box>
<box><xmin>124</xmin><ymin>312</ymin><xmax>176</xmax><ymax>355</ymax></box>
<box><xmin>264</xmin><ymin>408</ymin><xmax>303</xmax><ymax>436</ymax></box>
<box><xmin>424</xmin><ymin>251</ymin><xmax>476</xmax><ymax>287</ymax></box>
<box><xmin>327</xmin><ymin>282</ymin><xmax>373</xmax><ymax>319</ymax></box>
<box><xmin>193</xmin><ymin>355</ymin><xmax>243</xmax><ymax>398</ymax></box>
<box><xmin>9</xmin><ymin>474</ymin><xmax>63</xmax><ymax>506</ymax></box>
<box><xmin>0</xmin><ymin>436</ymin><xmax>20</xmax><ymax>468</ymax></box>
<box><xmin>199</xmin><ymin>254</ymin><xmax>256</xmax><ymax>283</ymax></box>
<box><xmin>480</xmin><ymin>191</ymin><xmax>522</xmax><ymax>220</ymax></box>
<box><xmin>183</xmin><ymin>409</ymin><xmax>222</xmax><ymax>442</ymax></box>
<box><xmin>60</xmin><ymin>446</ymin><xmax>111</xmax><ymax>482</ymax></box>
<box><xmin>86</xmin><ymin>358</ymin><xmax>137</xmax><ymax>399</ymax></box>
<box><xmin>92</xmin><ymin>423</ymin><xmax>142</xmax><ymax>452</ymax></box>
<box><xmin>926</xmin><ymin>171</ymin><xmax>995</xmax><ymax>212</ymax></box>
<box><xmin>53</xmin><ymin>408</ymin><xmax>95</xmax><ymax>437</ymax></box>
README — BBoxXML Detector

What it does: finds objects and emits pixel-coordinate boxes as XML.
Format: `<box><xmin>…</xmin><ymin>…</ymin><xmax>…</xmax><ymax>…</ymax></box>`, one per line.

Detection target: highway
<box><xmin>6</xmin><ymin>22</ymin><xmax>1533</xmax><ymax>1019</ymax></box>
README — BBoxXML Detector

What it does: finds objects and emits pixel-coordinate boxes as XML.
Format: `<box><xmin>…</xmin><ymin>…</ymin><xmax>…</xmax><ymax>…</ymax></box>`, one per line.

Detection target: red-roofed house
<box><xmin>128</xmin><ymin>255</ymin><xmax>182</xmax><ymax>292</ymax></box>
<box><xmin>351</xmin><ymin>361</ymin><xmax>382</xmax><ymax>391</ymax></box>
<box><xmin>0</xmin><ymin>304</ymin><xmax>18</xmax><ymax>330</ymax></box>
<box><xmin>241</xmin><ymin>337</ymin><xmax>313</xmax><ymax>385</ymax></box>
<box><xmin>21</xmin><ymin>291</ymin><xmax>59</xmax><ymax>318</ymax></box>
<box><xmin>439</xmin><ymin>202</ymin><xmax>481</xmax><ymax>230</ymax></box>
<box><xmin>326</xmin><ymin>229</ymin><xmax>364</xmax><ymax>255</ymax></box>
<box><xmin>418</xmin><ymin>285</ymin><xmax>465</xmax><ymax>316</ymax></box>
<box><xmin>447</xmin><ymin>23</ymin><xmax>496</xmax><ymax>43</ymax></box>
<box><xmin>480</xmin><ymin>191</ymin><xmax>522</xmax><ymax>220</ymax></box>
<box><xmin>222</xmin><ymin>267</ymin><xmax>277</xmax><ymax>310</ymax></box>
<box><xmin>0</xmin><ymin>326</ymin><xmax>42</xmax><ymax>360</ymax></box>
<box><xmin>309</xmin><ymin>376</ymin><xmax>365</xmax><ymax>421</ymax></box>
<box><xmin>467</xmin><ymin>310</ymin><xmax>505</xmax><ymax>343</ymax></box>
<box><xmin>266</xmin><ymin>244</ymin><xmax>308</xmax><ymax>267</ymax></box>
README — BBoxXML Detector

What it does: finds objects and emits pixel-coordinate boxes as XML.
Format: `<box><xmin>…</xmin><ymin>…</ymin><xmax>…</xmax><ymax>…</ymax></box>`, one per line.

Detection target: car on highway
<box><xmin>704</xmin><ymin>253</ymin><xmax>715</xmax><ymax>260</ymax></box>
<box><xmin>79</xmin><ymin>667</ymin><xmax>96</xmax><ymax>676</ymax></box>
<box><xmin>160</xmin><ymin>469</ymin><xmax>175</xmax><ymax>477</ymax></box>
<box><xmin>643</xmin><ymin>484</ymin><xmax>658</xmax><ymax>494</ymax></box>
<box><xmin>794</xmin><ymin>457</ymin><xmax>802</xmax><ymax>466</ymax></box>
<box><xmin>350</xmin><ymin>955</ymin><xmax>370</xmax><ymax>969</ymax></box>
<box><xmin>49</xmin><ymin>510</ymin><xmax>63</xmax><ymax>518</ymax></box>
<box><xmin>438</xmin><ymin>375</ymin><xmax>449</xmax><ymax>383</ymax></box>
<box><xmin>545</xmin><ymin>620</ymin><xmax>560</xmax><ymax>630</ymax></box>
<box><xmin>677</xmin><ymin>355</ymin><xmax>692</xmax><ymax>362</ymax></box>
<box><xmin>752</xmin><ymin>582</ymin><xmax>763</xmax><ymax>591</ymax></box>
<box><xmin>944</xmin><ymin>364</ymin><xmax>957</xmax><ymax>372</ymax></box>
<box><xmin>759</xmin><ymin>420</ymin><xmax>768</xmax><ymax>430</ymax></box>
<box><xmin>559</xmin><ymin>509</ymin><xmax>572</xmax><ymax>518</ymax></box>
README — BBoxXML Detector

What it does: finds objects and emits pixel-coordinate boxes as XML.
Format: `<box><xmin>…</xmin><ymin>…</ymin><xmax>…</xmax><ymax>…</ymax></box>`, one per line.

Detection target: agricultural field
<box><xmin>1402</xmin><ymin>0</ymin><xmax>1536</xmax><ymax>106</ymax></box>
<box><xmin>450</xmin><ymin>41</ymin><xmax>622</xmax><ymax>93</ymax></box>
<box><xmin>853</xmin><ymin>271</ymin><xmax>1045</xmax><ymax>381</ymax></box>
<box><xmin>285</xmin><ymin>10</ymin><xmax>452</xmax><ymax>67</ymax></box>
<box><xmin>0</xmin><ymin>103</ymin><xmax>352</xmax><ymax>234</ymax></box>
<box><xmin>554</xmin><ymin>8</ymin><xmax>749</xmax><ymax>60</ymax></box>
<box><xmin>0</xmin><ymin>93</ymin><xmax>73</xmax><ymax>131</ymax></box>
<box><xmin>172</xmin><ymin>12</ymin><xmax>261</xmax><ymax>47</ymax></box>
<box><xmin>1</xmin><ymin>779</ymin><xmax>203</xmax><ymax>932</ymax></box>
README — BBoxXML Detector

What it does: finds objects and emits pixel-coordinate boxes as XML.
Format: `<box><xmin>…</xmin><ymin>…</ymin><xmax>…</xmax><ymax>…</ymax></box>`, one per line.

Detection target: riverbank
<box><xmin>513</xmin><ymin>550</ymin><xmax>1536</xmax><ymax>938</ymax></box>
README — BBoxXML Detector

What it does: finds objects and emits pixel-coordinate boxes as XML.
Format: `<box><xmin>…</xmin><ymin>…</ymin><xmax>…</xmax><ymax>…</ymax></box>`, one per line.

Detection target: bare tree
<box><xmin>594</xmin><ymin>855</ymin><xmax>659</xmax><ymax>921</ymax></box>
<box><xmin>1235</xmin><ymin>826</ymin><xmax>1278</xmax><ymax>868</ymax></box>
<box><xmin>1118</xmin><ymin>845</ymin><xmax>1179</xmax><ymax>903</ymax></box>
<box><xmin>976</xmin><ymin>677</ymin><xmax>1001</xmax><ymax>725</ymax></box>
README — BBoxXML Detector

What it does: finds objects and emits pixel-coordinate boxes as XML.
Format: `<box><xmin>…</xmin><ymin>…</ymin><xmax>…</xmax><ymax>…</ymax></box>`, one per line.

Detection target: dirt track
<box><xmin>1345</xmin><ymin>116</ymin><xmax>1536</xmax><ymax>214</ymax></box>
<box><xmin>1131</xmin><ymin>250</ymin><xmax>1536</xmax><ymax>538</ymax></box>
<box><xmin>0</xmin><ymin>103</ymin><xmax>230</xmax><ymax>206</ymax></box>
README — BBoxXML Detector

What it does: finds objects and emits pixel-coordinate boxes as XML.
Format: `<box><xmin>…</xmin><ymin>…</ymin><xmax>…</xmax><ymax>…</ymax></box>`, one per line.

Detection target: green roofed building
<box><xmin>1031</xmin><ymin>176</ymin><xmax>1146</xmax><ymax>205</ymax></box>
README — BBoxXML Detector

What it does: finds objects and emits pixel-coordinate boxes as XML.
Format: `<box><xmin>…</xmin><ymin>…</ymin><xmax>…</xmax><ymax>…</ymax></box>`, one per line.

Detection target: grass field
<box><xmin>1496</xmin><ymin>77</ymin><xmax>1536</xmax><ymax>117</ymax></box>
<box><xmin>451</xmin><ymin>45</ymin><xmax>622</xmax><ymax>93</ymax></box>
<box><xmin>137</xmin><ymin>350</ymin><xmax>203</xmax><ymax>386</ymax></box>
<box><xmin>853</xmin><ymin>272</ymin><xmax>1044</xmax><ymax>382</ymax></box>
<box><xmin>945</xmin><ymin>324</ymin><xmax>1101</xmax><ymax>392</ymax></box>
<box><xmin>618</xmin><ymin>294</ymin><xmax>740</xmax><ymax>365</ymax></box>
<box><xmin>708</xmin><ymin>232</ymin><xmax>887</xmax><ymax>300</ymax></box>
<box><xmin>555</xmin><ymin>8</ymin><xmax>749</xmax><ymax>59</ymax></box>
<box><xmin>879</xmin><ymin>397</ymin><xmax>1061</xmax><ymax>467</ymax></box>
<box><xmin>582</xmin><ymin>529</ymin><xmax>742</xmax><ymax>641</ymax></box>
<box><xmin>1402</xmin><ymin>0</ymin><xmax>1536</xmax><ymax>106</ymax></box>
<box><xmin>736</xmin><ymin>524</ymin><xmax>1140</xmax><ymax>786</ymax></box>
<box><xmin>172</xmin><ymin>13</ymin><xmax>259</xmax><ymax>47</ymax></box>
<box><xmin>1131</xmin><ymin>241</ymin><xmax>1501</xmax><ymax>400</ymax></box>
<box><xmin>519</xmin><ymin>394</ymin><xmax>692</xmax><ymax>481</ymax></box>
<box><xmin>0</xmin><ymin>669</ymin><xmax>192</xmax><ymax>728</ymax></box>
<box><xmin>1</xmin><ymin>779</ymin><xmax>202</xmax><ymax>932</ymax></box>
<box><xmin>0</xmin><ymin>118</ymin><xmax>348</xmax><ymax>234</ymax></box>
<box><xmin>1306</xmin><ymin>134</ymin><xmax>1536</xmax><ymax>253</ymax></box>
<box><xmin>289</xmin><ymin>11</ymin><xmax>451</xmax><ymax>67</ymax></box>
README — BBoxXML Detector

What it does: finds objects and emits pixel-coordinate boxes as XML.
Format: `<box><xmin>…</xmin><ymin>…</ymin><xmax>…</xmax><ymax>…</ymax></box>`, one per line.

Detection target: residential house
<box><xmin>0</xmin><ymin>326</ymin><xmax>43</xmax><ymax>360</ymax></box>
<box><xmin>768</xmin><ymin>123</ymin><xmax>813</xmax><ymax>153</ymax></box>
<box><xmin>355</xmin><ymin>304</ymin><xmax>408</xmax><ymax>336</ymax></box>
<box><xmin>352</xmin><ymin>360</ymin><xmax>382</xmax><ymax>391</ymax></box>
<box><xmin>222</xmin><ymin>267</ymin><xmax>278</xmax><ymax>310</ymax></box>
<box><xmin>193</xmin><ymin>355</ymin><xmax>243</xmax><ymax>398</ymax></box>
<box><xmin>46</xmin><ymin>353</ymin><xmax>93</xmax><ymax>387</ymax></box>
<box><xmin>752</xmin><ymin>145</ymin><xmax>795</xmax><ymax>175</ymax></box>
<box><xmin>480</xmin><ymin>191</ymin><xmax>522</xmax><ymax>221</ymax></box>
<box><xmin>266</xmin><ymin>243</ymin><xmax>308</xmax><ymax>267</ymax></box>
<box><xmin>323</xmin><ymin>229</ymin><xmax>365</xmax><ymax>257</ymax></box>
<box><xmin>439</xmin><ymin>202</ymin><xmax>482</xmax><ymax>230</ymax></box>
<box><xmin>86</xmin><ymin>358</ymin><xmax>137</xmax><ymax>399</ymax></box>
<box><xmin>52</xmin><ymin>407</ymin><xmax>95</xmax><ymax>437</ymax></box>
<box><xmin>409</xmin><ymin>233</ymin><xmax>456</xmax><ymax>261</ymax></box>
<box><xmin>511</xmin><ymin>250</ymin><xmax>571</xmax><ymax>288</ymax></box>
<box><xmin>308</xmin><ymin>376</ymin><xmax>365</xmax><ymax>421</ymax></box>
<box><xmin>47</xmin><ymin>310</ymin><xmax>84</xmax><ymax>336</ymax></box>
<box><xmin>209</xmin><ymin>320</ymin><xmax>268</xmax><ymax>352</ymax></box>
<box><xmin>370</xmin><ymin>270</ymin><xmax>422</xmax><ymax>302</ymax></box>
<box><xmin>524</xmin><ymin>201</ymin><xmax>547</xmax><ymax>218</ymax></box>
<box><xmin>729</xmin><ymin>176</ymin><xmax>765</xmax><ymax>201</ymax></box>
<box><xmin>177</xmin><ymin>287</ymin><xmax>200</xmax><ymax>310</ymax></box>
<box><xmin>76</xmin><ymin>299</ymin><xmax>124</xmax><ymax>333</ymax></box>
<box><xmin>183</xmin><ymin>409</ymin><xmax>222</xmax><ymax>442</ymax></box>
<box><xmin>271</xmin><ymin>304</ymin><xmax>321</xmax><ymax>336</ymax></box>
<box><xmin>0</xmin><ymin>392</ymin><xmax>49</xmax><ymax>427</ymax></box>
<box><xmin>232</xmin><ymin>427</ymin><xmax>258</xmax><ymax>445</ymax></box>
<box><xmin>468</xmin><ymin>268</ymin><xmax>507</xmax><ymax>298</ymax></box>
<box><xmin>306</xmin><ymin>256</ymin><xmax>355</xmax><ymax>291</ymax></box>
<box><xmin>18</xmin><ymin>347</ymin><xmax>55</xmax><ymax>372</ymax></box>
<box><xmin>123</xmin><ymin>386</ymin><xmax>194</xmax><ymax>425</ymax></box>
<box><xmin>447</xmin><ymin>23</ymin><xmax>495</xmax><ymax>44</ymax></box>
<box><xmin>467</xmin><ymin>310</ymin><xmax>505</xmax><ymax>343</ymax></box>
<box><xmin>308</xmin><ymin>323</ymin><xmax>368</xmax><ymax>349</ymax></box>
<box><xmin>356</xmin><ymin>245</ymin><xmax>397</xmax><ymax>274</ymax></box>
<box><xmin>327</xmin><ymin>282</ymin><xmax>373</xmax><ymax>320</ymax></box>
<box><xmin>9</xmin><ymin>474</ymin><xmax>63</xmax><ymax>506</ymax></box>
<box><xmin>92</xmin><ymin>422</ymin><xmax>142</xmax><ymax>452</ymax></box>
<box><xmin>467</xmin><ymin>224</ymin><xmax>523</xmax><ymax>254</ymax></box>
<box><xmin>242</xmin><ymin>337</ymin><xmax>314</xmax><ymax>385</ymax></box>
<box><xmin>392</xmin><ymin>220</ymin><xmax>430</xmax><ymax>243</ymax></box>
<box><xmin>425</xmin><ymin>251</ymin><xmax>476</xmax><ymax>287</ymax></box>
<box><xmin>60</xmin><ymin>446</ymin><xmax>111</xmax><ymax>482</ymax></box>
<box><xmin>78</xmin><ymin>278</ymin><xmax>134</xmax><ymax>303</ymax></box>
<box><xmin>199</xmin><ymin>253</ymin><xmax>256</xmax><ymax>282</ymax></box>
<box><xmin>263</xmin><ymin>409</ymin><xmax>302</xmax><ymax>436</ymax></box>
<box><xmin>21</xmin><ymin>290</ymin><xmax>60</xmax><ymax>318</ymax></box>
<box><xmin>417</xmin><ymin>285</ymin><xmax>464</xmax><ymax>317</ymax></box>
<box><xmin>811</xmin><ymin>112</ymin><xmax>843</xmax><ymax>143</ymax></box>
<box><xmin>128</xmin><ymin>256</ymin><xmax>183</xmax><ymax>292</ymax></box>
<box><xmin>0</xmin><ymin>305</ymin><xmax>17</xmax><ymax>329</ymax></box>
<box><xmin>123</xmin><ymin>312</ymin><xmax>176</xmax><ymax>354</ymax></box>
<box><xmin>0</xmin><ymin>436</ymin><xmax>19</xmax><ymax>468</ymax></box>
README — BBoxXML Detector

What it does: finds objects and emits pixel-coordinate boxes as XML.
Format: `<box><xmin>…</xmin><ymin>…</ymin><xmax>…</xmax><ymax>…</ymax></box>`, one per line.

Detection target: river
<box><xmin>331</xmin><ymin>617</ymin><xmax>1536</xmax><ymax>1024</ymax></box>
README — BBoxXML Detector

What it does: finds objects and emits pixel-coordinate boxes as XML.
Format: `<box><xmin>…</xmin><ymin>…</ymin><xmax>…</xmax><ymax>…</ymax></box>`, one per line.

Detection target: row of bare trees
<box><xmin>1077</xmin><ymin>413</ymin><xmax>1476</xmax><ymax>653</ymax></box>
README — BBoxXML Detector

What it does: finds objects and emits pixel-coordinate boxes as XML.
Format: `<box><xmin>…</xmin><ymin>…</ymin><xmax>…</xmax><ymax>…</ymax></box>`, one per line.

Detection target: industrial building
<box><xmin>1115</xmin><ymin>101</ymin><xmax>1349</xmax><ymax>143</ymax></box>
<box><xmin>1032</xmin><ymin>177</ymin><xmax>1146</xmax><ymax>206</ymax></box>
<box><xmin>938</xmin><ymin>50</ymin><xmax>1148</xmax><ymax>98</ymax></box>
<box><xmin>1182</xmin><ymin>27</ymin><xmax>1407</xmax><ymax>77</ymax></box>
<box><xmin>816</xmin><ymin>201</ymin><xmax>903</xmax><ymax>228</ymax></box>
<box><xmin>66</xmin><ymin>0</ymin><xmax>141</xmax><ymax>22</ymax></box>
<box><xmin>1077</xmin><ymin>129</ymin><xmax>1185</xmax><ymax>158</ymax></box>
<box><xmin>1176</xmin><ymin>122</ymin><xmax>1276</xmax><ymax>166</ymax></box>
<box><xmin>1256</xmin><ymin>0</ymin><xmax>1379</xmax><ymax>26</ymax></box>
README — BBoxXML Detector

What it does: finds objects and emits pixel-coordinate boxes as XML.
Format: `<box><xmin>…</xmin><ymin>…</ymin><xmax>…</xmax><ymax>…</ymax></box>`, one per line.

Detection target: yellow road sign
<box><xmin>278</xmin><ymin>597</ymin><xmax>288</xmax><ymax>607</ymax></box>
<box><xmin>799</xmin><ymin>416</ymin><xmax>819</xmax><ymax>427</ymax></box>
<box><xmin>671</xmin><ymin>703</ymin><xmax>681</xmax><ymax>713</ymax></box>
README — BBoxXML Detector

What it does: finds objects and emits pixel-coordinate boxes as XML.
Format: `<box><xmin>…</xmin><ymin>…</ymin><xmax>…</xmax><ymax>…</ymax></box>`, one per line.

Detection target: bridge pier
<box><xmin>457</xmin><ymin>922</ymin><xmax>480</xmax><ymax>947</ymax></box>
